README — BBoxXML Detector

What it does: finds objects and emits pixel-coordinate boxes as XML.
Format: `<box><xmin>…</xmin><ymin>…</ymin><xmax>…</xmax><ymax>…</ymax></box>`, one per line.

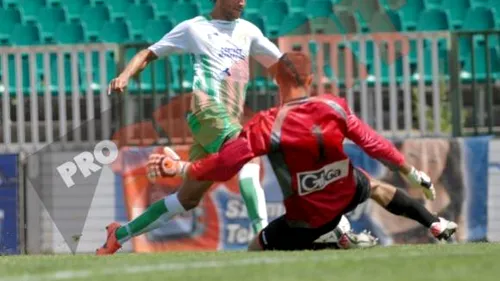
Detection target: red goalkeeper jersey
<box><xmin>188</xmin><ymin>94</ymin><xmax>405</xmax><ymax>228</ymax></box>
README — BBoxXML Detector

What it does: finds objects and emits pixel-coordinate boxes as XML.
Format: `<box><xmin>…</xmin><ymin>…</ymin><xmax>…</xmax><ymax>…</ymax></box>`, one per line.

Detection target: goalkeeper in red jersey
<box><xmin>147</xmin><ymin>51</ymin><xmax>457</xmax><ymax>251</ymax></box>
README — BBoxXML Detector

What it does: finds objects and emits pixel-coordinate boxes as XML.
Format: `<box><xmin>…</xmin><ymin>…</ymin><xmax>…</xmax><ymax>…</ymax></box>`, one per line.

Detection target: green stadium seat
<box><xmin>278</xmin><ymin>13</ymin><xmax>309</xmax><ymax>36</ymax></box>
<box><xmin>37</xmin><ymin>6</ymin><xmax>66</xmax><ymax>42</ymax></box>
<box><xmin>143</xmin><ymin>18</ymin><xmax>173</xmax><ymax>43</ymax></box>
<box><xmin>370</xmin><ymin>10</ymin><xmax>402</xmax><ymax>32</ymax></box>
<box><xmin>463</xmin><ymin>46</ymin><xmax>500</xmax><ymax>79</ymax></box>
<box><xmin>320</xmin><ymin>11</ymin><xmax>358</xmax><ymax>34</ymax></box>
<box><xmin>62</xmin><ymin>0</ymin><xmax>90</xmax><ymax>20</ymax></box>
<box><xmin>425</xmin><ymin>0</ymin><xmax>443</xmax><ymax>7</ymax></box>
<box><xmin>198</xmin><ymin>0</ymin><xmax>214</xmax><ymax>14</ymax></box>
<box><xmin>399</xmin><ymin>0</ymin><xmax>425</xmax><ymax>30</ymax></box>
<box><xmin>55</xmin><ymin>22</ymin><xmax>85</xmax><ymax>44</ymax></box>
<box><xmin>1</xmin><ymin>0</ymin><xmax>19</xmax><ymax>7</ymax></box>
<box><xmin>442</xmin><ymin>0</ymin><xmax>470</xmax><ymax>28</ymax></box>
<box><xmin>138</xmin><ymin>58</ymin><xmax>172</xmax><ymax>92</ymax></box>
<box><xmin>103</xmin><ymin>0</ymin><xmax>132</xmax><ymax>19</ymax></box>
<box><xmin>354</xmin><ymin>0</ymin><xmax>383</xmax><ymax>31</ymax></box>
<box><xmin>126</xmin><ymin>4</ymin><xmax>154</xmax><ymax>40</ymax></box>
<box><xmin>289</xmin><ymin>0</ymin><xmax>307</xmax><ymax>14</ymax></box>
<box><xmin>417</xmin><ymin>9</ymin><xmax>450</xmax><ymax>31</ymax></box>
<box><xmin>10</xmin><ymin>23</ymin><xmax>40</xmax><ymax>45</ymax></box>
<box><xmin>244</xmin><ymin>14</ymin><xmax>266</xmax><ymax>35</ymax></box>
<box><xmin>261</xmin><ymin>1</ymin><xmax>289</xmax><ymax>38</ymax></box>
<box><xmin>471</xmin><ymin>0</ymin><xmax>489</xmax><ymax>6</ymax></box>
<box><xmin>149</xmin><ymin>0</ymin><xmax>176</xmax><ymax>18</ymax></box>
<box><xmin>170</xmin><ymin>2</ymin><xmax>199</xmax><ymax>24</ymax></box>
<box><xmin>0</xmin><ymin>8</ymin><xmax>21</xmax><ymax>43</ymax></box>
<box><xmin>245</xmin><ymin>0</ymin><xmax>263</xmax><ymax>14</ymax></box>
<box><xmin>47</xmin><ymin>53</ymin><xmax>83</xmax><ymax>93</ymax></box>
<box><xmin>462</xmin><ymin>7</ymin><xmax>495</xmax><ymax>30</ymax></box>
<box><xmin>169</xmin><ymin>54</ymin><xmax>193</xmax><ymax>91</ymax></box>
<box><xmin>305</xmin><ymin>0</ymin><xmax>333</xmax><ymax>32</ymax></box>
<box><xmin>305</xmin><ymin>0</ymin><xmax>332</xmax><ymax>18</ymax></box>
<box><xmin>81</xmin><ymin>5</ymin><xmax>110</xmax><ymax>41</ymax></box>
<box><xmin>99</xmin><ymin>21</ymin><xmax>130</xmax><ymax>43</ymax></box>
<box><xmin>6</xmin><ymin>55</ymin><xmax>31</xmax><ymax>94</ymax></box>
<box><xmin>18</xmin><ymin>0</ymin><xmax>45</xmax><ymax>22</ymax></box>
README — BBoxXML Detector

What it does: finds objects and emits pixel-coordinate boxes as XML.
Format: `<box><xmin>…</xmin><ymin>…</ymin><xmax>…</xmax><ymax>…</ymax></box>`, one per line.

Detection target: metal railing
<box><xmin>2</xmin><ymin>31</ymin><xmax>500</xmax><ymax>152</ymax></box>
<box><xmin>0</xmin><ymin>44</ymin><xmax>117</xmax><ymax>153</ymax></box>
<box><xmin>449</xmin><ymin>30</ymin><xmax>500</xmax><ymax>137</ymax></box>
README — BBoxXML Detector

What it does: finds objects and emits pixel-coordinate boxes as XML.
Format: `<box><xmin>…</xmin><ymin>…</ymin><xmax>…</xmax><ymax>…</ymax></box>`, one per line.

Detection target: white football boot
<box><xmin>314</xmin><ymin>216</ymin><xmax>379</xmax><ymax>249</ymax></box>
<box><xmin>430</xmin><ymin>217</ymin><xmax>458</xmax><ymax>241</ymax></box>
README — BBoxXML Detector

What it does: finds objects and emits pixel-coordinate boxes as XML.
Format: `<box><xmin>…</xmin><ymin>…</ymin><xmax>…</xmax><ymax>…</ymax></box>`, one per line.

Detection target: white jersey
<box><xmin>148</xmin><ymin>15</ymin><xmax>282</xmax><ymax>120</ymax></box>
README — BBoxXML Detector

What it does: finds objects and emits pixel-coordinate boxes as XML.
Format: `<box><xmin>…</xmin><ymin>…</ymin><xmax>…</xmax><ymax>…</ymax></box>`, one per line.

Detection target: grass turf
<box><xmin>0</xmin><ymin>243</ymin><xmax>498</xmax><ymax>281</ymax></box>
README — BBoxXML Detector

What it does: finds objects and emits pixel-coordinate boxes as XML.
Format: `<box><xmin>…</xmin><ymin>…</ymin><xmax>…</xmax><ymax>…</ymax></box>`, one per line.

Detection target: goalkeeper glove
<box><xmin>147</xmin><ymin>147</ymin><xmax>190</xmax><ymax>181</ymax></box>
<box><xmin>403</xmin><ymin>167</ymin><xmax>436</xmax><ymax>201</ymax></box>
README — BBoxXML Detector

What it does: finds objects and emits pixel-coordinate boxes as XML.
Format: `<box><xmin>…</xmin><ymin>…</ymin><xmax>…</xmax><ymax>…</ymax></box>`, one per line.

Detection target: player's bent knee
<box><xmin>370</xmin><ymin>181</ymin><xmax>397</xmax><ymax>206</ymax></box>
<box><xmin>177</xmin><ymin>180</ymin><xmax>213</xmax><ymax>210</ymax></box>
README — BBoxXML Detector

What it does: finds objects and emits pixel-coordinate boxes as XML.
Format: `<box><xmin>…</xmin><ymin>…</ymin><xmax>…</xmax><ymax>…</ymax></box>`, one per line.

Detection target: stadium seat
<box><xmin>278</xmin><ymin>13</ymin><xmax>309</xmax><ymax>36</ymax></box>
<box><xmin>399</xmin><ymin>0</ymin><xmax>425</xmax><ymax>30</ymax></box>
<box><xmin>1</xmin><ymin>0</ymin><xmax>19</xmax><ymax>7</ymax></box>
<box><xmin>305</xmin><ymin>0</ymin><xmax>333</xmax><ymax>32</ymax></box>
<box><xmin>321</xmin><ymin>11</ymin><xmax>359</xmax><ymax>34</ymax></box>
<box><xmin>18</xmin><ymin>0</ymin><xmax>45</xmax><ymax>22</ymax></box>
<box><xmin>62</xmin><ymin>0</ymin><xmax>90</xmax><ymax>20</ymax></box>
<box><xmin>425</xmin><ymin>0</ymin><xmax>443</xmax><ymax>7</ymax></box>
<box><xmin>442</xmin><ymin>0</ymin><xmax>470</xmax><ymax>28</ymax></box>
<box><xmin>37</xmin><ymin>6</ymin><xmax>66</xmax><ymax>42</ymax></box>
<box><xmin>355</xmin><ymin>0</ymin><xmax>383</xmax><ymax>31</ymax></box>
<box><xmin>417</xmin><ymin>9</ymin><xmax>450</xmax><ymax>31</ymax></box>
<box><xmin>81</xmin><ymin>5</ymin><xmax>110</xmax><ymax>41</ymax></box>
<box><xmin>261</xmin><ymin>1</ymin><xmax>289</xmax><ymax>38</ymax></box>
<box><xmin>138</xmin><ymin>58</ymin><xmax>171</xmax><ymax>91</ymax></box>
<box><xmin>10</xmin><ymin>23</ymin><xmax>40</xmax><ymax>45</ymax></box>
<box><xmin>245</xmin><ymin>0</ymin><xmax>263</xmax><ymax>14</ymax></box>
<box><xmin>149</xmin><ymin>0</ymin><xmax>177</xmax><ymax>18</ymax></box>
<box><xmin>463</xmin><ymin>46</ymin><xmax>500</xmax><ymax>79</ymax></box>
<box><xmin>462</xmin><ymin>7</ymin><xmax>495</xmax><ymax>30</ymax></box>
<box><xmin>244</xmin><ymin>14</ymin><xmax>266</xmax><ymax>35</ymax></box>
<box><xmin>370</xmin><ymin>10</ymin><xmax>402</xmax><ymax>32</ymax></box>
<box><xmin>289</xmin><ymin>0</ymin><xmax>307</xmax><ymax>13</ymax></box>
<box><xmin>170</xmin><ymin>2</ymin><xmax>199</xmax><ymax>24</ymax></box>
<box><xmin>143</xmin><ymin>18</ymin><xmax>173</xmax><ymax>43</ymax></box>
<box><xmin>198</xmin><ymin>0</ymin><xmax>214</xmax><ymax>14</ymax></box>
<box><xmin>54</xmin><ymin>22</ymin><xmax>85</xmax><ymax>44</ymax></box>
<box><xmin>305</xmin><ymin>0</ymin><xmax>333</xmax><ymax>18</ymax></box>
<box><xmin>103</xmin><ymin>0</ymin><xmax>132</xmax><ymax>19</ymax></box>
<box><xmin>6</xmin><ymin>54</ymin><xmax>32</xmax><ymax>94</ymax></box>
<box><xmin>169</xmin><ymin>54</ymin><xmax>193</xmax><ymax>91</ymax></box>
<box><xmin>0</xmin><ymin>8</ymin><xmax>21</xmax><ymax>43</ymax></box>
<box><xmin>126</xmin><ymin>4</ymin><xmax>154</xmax><ymax>40</ymax></box>
<box><xmin>471</xmin><ymin>0</ymin><xmax>489</xmax><ymax>6</ymax></box>
<box><xmin>99</xmin><ymin>21</ymin><xmax>130</xmax><ymax>43</ymax></box>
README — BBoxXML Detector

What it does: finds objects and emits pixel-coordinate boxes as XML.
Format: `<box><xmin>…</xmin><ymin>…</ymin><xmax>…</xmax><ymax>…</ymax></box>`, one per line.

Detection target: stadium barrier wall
<box><xmin>21</xmin><ymin>136</ymin><xmax>499</xmax><ymax>254</ymax></box>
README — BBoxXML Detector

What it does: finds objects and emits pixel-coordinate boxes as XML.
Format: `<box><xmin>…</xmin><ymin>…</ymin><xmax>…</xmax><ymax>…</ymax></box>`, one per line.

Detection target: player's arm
<box><xmin>147</xmin><ymin>114</ymin><xmax>272</xmax><ymax>182</ymax></box>
<box><xmin>343</xmin><ymin>104</ymin><xmax>436</xmax><ymax>200</ymax></box>
<box><xmin>109</xmin><ymin>20</ymin><xmax>191</xmax><ymax>94</ymax></box>
<box><xmin>249</xmin><ymin>27</ymin><xmax>282</xmax><ymax>76</ymax></box>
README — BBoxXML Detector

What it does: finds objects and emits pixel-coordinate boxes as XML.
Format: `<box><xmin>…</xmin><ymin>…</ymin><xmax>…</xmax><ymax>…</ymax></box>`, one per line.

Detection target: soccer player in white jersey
<box><xmin>97</xmin><ymin>0</ymin><xmax>375</xmax><ymax>255</ymax></box>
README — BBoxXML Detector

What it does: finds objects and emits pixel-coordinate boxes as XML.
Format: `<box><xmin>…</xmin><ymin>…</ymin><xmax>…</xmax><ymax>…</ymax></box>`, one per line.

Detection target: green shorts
<box><xmin>186</xmin><ymin>108</ymin><xmax>242</xmax><ymax>161</ymax></box>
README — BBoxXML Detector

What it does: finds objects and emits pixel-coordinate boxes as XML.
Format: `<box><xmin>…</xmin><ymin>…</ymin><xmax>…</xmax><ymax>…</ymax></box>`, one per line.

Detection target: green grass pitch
<box><xmin>0</xmin><ymin>243</ymin><xmax>498</xmax><ymax>281</ymax></box>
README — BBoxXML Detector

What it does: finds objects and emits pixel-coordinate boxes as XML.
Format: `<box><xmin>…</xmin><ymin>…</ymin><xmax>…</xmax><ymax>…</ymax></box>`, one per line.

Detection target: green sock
<box><xmin>239</xmin><ymin>163</ymin><xmax>268</xmax><ymax>234</ymax></box>
<box><xmin>115</xmin><ymin>194</ymin><xmax>185</xmax><ymax>244</ymax></box>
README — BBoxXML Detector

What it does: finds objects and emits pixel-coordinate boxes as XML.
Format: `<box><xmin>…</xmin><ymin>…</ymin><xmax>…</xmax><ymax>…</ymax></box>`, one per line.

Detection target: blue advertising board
<box><xmin>0</xmin><ymin>154</ymin><xmax>20</xmax><ymax>255</ymax></box>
